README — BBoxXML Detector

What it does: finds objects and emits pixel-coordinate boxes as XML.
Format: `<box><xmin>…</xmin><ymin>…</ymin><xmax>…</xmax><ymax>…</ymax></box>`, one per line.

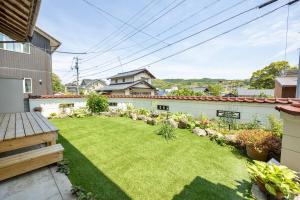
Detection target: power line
<box><xmin>85</xmin><ymin>0</ymin><xmax>221</xmax><ymax>56</ymax></box>
<box><xmin>80</xmin><ymin>0</ymin><xmax>258</xmax><ymax>76</ymax></box>
<box><xmin>80</xmin><ymin>0</ymin><xmax>297</xmax><ymax>78</ymax></box>
<box><xmin>81</xmin><ymin>0</ymin><xmax>188</xmax><ymax>63</ymax></box>
<box><xmin>79</xmin><ymin>0</ymin><xmax>246</xmax><ymax>74</ymax></box>
<box><xmin>83</xmin><ymin>0</ymin><xmax>160</xmax><ymax>54</ymax></box>
<box><xmin>81</xmin><ymin>0</ymin><xmax>168</xmax><ymax>52</ymax></box>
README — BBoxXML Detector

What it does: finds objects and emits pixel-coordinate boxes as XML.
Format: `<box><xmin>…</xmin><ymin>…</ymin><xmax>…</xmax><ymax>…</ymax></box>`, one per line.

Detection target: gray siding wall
<box><xmin>0</xmin><ymin>78</ymin><xmax>24</xmax><ymax>113</ymax></box>
<box><xmin>31</xmin><ymin>31</ymin><xmax>51</xmax><ymax>52</ymax></box>
<box><xmin>0</xmin><ymin>45</ymin><xmax>53</xmax><ymax>98</ymax></box>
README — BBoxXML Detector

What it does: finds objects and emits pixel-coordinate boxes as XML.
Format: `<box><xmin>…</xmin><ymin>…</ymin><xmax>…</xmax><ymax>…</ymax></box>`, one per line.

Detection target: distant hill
<box><xmin>152</xmin><ymin>78</ymin><xmax>249</xmax><ymax>89</ymax></box>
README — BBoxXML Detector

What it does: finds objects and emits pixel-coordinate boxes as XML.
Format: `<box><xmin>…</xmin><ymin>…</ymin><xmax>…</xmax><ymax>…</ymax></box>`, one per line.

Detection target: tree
<box><xmin>208</xmin><ymin>84</ymin><xmax>224</xmax><ymax>96</ymax></box>
<box><xmin>52</xmin><ymin>73</ymin><xmax>64</xmax><ymax>93</ymax></box>
<box><xmin>250</xmin><ymin>61</ymin><xmax>296</xmax><ymax>89</ymax></box>
<box><xmin>168</xmin><ymin>88</ymin><xmax>205</xmax><ymax>96</ymax></box>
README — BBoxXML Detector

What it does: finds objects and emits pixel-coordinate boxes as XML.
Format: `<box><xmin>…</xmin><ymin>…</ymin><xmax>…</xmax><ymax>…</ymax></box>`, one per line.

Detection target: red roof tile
<box><xmin>29</xmin><ymin>95</ymin><xmax>300</xmax><ymax>105</ymax></box>
<box><xmin>276</xmin><ymin>102</ymin><xmax>300</xmax><ymax>116</ymax></box>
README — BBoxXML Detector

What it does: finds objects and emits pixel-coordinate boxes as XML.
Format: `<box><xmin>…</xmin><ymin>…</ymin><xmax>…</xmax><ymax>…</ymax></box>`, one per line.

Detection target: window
<box><xmin>115</xmin><ymin>79</ymin><xmax>118</xmax><ymax>84</ymax></box>
<box><xmin>0</xmin><ymin>33</ymin><xmax>31</xmax><ymax>54</ymax></box>
<box><xmin>109</xmin><ymin>102</ymin><xmax>118</xmax><ymax>106</ymax></box>
<box><xmin>122</xmin><ymin>78</ymin><xmax>125</xmax><ymax>82</ymax></box>
<box><xmin>23</xmin><ymin>78</ymin><xmax>32</xmax><ymax>93</ymax></box>
<box><xmin>157</xmin><ymin>105</ymin><xmax>169</xmax><ymax>111</ymax></box>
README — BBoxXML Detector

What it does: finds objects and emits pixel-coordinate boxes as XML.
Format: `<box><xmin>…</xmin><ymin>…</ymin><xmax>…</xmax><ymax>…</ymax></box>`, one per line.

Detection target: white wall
<box><xmin>109</xmin><ymin>98</ymin><xmax>280</xmax><ymax>125</ymax></box>
<box><xmin>29</xmin><ymin>97</ymin><xmax>280</xmax><ymax>125</ymax></box>
<box><xmin>280</xmin><ymin>112</ymin><xmax>300</xmax><ymax>172</ymax></box>
<box><xmin>29</xmin><ymin>98</ymin><xmax>86</xmax><ymax>117</ymax></box>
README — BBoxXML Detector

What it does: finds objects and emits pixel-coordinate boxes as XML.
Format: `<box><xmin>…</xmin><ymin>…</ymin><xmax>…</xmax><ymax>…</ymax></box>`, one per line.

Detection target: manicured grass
<box><xmin>51</xmin><ymin>116</ymin><xmax>252</xmax><ymax>200</ymax></box>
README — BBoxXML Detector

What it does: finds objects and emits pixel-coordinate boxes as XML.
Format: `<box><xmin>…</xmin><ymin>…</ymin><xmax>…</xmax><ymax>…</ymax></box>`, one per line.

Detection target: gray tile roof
<box><xmin>276</xmin><ymin>76</ymin><xmax>297</xmax><ymax>87</ymax></box>
<box><xmin>108</xmin><ymin>68</ymin><xmax>155</xmax><ymax>79</ymax></box>
<box><xmin>98</xmin><ymin>81</ymin><xmax>155</xmax><ymax>91</ymax></box>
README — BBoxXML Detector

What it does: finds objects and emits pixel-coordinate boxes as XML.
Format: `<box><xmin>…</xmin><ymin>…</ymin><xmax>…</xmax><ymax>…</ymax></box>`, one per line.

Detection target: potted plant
<box><xmin>237</xmin><ymin>130</ymin><xmax>273</xmax><ymax>161</ymax></box>
<box><xmin>248</xmin><ymin>161</ymin><xmax>300</xmax><ymax>200</ymax></box>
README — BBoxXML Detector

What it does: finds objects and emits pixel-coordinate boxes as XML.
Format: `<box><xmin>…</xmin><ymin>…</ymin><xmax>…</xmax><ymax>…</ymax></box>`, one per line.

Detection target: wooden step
<box><xmin>0</xmin><ymin>144</ymin><xmax>64</xmax><ymax>181</ymax></box>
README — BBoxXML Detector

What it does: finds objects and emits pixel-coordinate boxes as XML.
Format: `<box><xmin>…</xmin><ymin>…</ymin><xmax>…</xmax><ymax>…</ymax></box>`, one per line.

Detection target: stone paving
<box><xmin>0</xmin><ymin>165</ymin><xmax>74</xmax><ymax>200</ymax></box>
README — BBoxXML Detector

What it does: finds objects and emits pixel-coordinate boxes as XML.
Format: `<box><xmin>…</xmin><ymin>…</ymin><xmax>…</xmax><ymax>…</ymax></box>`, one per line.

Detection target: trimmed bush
<box><xmin>86</xmin><ymin>94</ymin><xmax>108</xmax><ymax>113</ymax></box>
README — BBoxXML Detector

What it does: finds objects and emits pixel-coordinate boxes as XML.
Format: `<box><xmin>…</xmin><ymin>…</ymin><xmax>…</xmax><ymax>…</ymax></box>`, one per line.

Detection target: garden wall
<box><xmin>27</xmin><ymin>95</ymin><xmax>293</xmax><ymax>126</ymax></box>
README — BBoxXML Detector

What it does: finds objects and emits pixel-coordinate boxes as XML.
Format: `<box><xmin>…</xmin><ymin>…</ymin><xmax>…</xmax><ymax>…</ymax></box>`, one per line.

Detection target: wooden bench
<box><xmin>0</xmin><ymin>144</ymin><xmax>64</xmax><ymax>181</ymax></box>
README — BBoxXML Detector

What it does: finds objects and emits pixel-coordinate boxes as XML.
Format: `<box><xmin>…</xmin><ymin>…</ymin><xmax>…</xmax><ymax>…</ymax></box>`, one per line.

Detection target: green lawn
<box><xmin>51</xmin><ymin>116</ymin><xmax>252</xmax><ymax>200</ymax></box>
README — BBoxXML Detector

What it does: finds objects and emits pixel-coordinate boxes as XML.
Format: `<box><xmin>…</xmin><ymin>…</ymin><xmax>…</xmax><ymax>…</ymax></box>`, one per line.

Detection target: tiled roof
<box><xmin>29</xmin><ymin>95</ymin><xmax>300</xmax><ymax>105</ymax></box>
<box><xmin>98</xmin><ymin>81</ymin><xmax>155</xmax><ymax>91</ymax></box>
<box><xmin>276</xmin><ymin>102</ymin><xmax>300</xmax><ymax>116</ymax></box>
<box><xmin>30</xmin><ymin>95</ymin><xmax>83</xmax><ymax>99</ymax></box>
<box><xmin>108</xmin><ymin>95</ymin><xmax>300</xmax><ymax>104</ymax></box>
<box><xmin>275</xmin><ymin>76</ymin><xmax>297</xmax><ymax>87</ymax></box>
<box><xmin>108</xmin><ymin>68</ymin><xmax>156</xmax><ymax>79</ymax></box>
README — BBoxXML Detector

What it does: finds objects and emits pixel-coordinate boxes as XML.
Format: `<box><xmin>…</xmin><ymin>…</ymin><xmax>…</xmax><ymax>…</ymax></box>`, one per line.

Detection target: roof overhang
<box><xmin>0</xmin><ymin>0</ymin><xmax>41</xmax><ymax>42</ymax></box>
<box><xmin>34</xmin><ymin>26</ymin><xmax>61</xmax><ymax>52</ymax></box>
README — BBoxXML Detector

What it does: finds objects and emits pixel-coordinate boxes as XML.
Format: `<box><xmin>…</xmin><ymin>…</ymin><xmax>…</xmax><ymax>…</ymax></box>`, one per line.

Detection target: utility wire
<box><xmin>81</xmin><ymin>0</ymin><xmax>188</xmax><ymax>63</ymax></box>
<box><xmin>81</xmin><ymin>0</ymin><xmax>168</xmax><ymax>51</ymax></box>
<box><xmin>80</xmin><ymin>0</ymin><xmax>298</xmax><ymax>78</ymax></box>
<box><xmin>284</xmin><ymin>3</ymin><xmax>290</xmax><ymax>60</ymax></box>
<box><xmin>80</xmin><ymin>0</ymin><xmax>246</xmax><ymax>73</ymax></box>
<box><xmin>83</xmin><ymin>0</ymin><xmax>160</xmax><ymax>54</ymax></box>
<box><xmin>86</xmin><ymin>0</ymin><xmax>222</xmax><ymax>55</ymax></box>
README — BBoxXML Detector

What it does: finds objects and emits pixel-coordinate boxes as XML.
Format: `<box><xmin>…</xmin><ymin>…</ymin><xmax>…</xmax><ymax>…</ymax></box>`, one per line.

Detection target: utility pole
<box><xmin>296</xmin><ymin>49</ymin><xmax>300</xmax><ymax>98</ymax></box>
<box><xmin>74</xmin><ymin>57</ymin><xmax>80</xmax><ymax>95</ymax></box>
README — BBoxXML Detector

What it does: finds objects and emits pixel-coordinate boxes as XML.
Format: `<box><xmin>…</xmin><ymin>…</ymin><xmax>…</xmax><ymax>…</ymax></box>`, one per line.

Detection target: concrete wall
<box><xmin>280</xmin><ymin>112</ymin><xmax>300</xmax><ymax>172</ymax></box>
<box><xmin>29</xmin><ymin>97</ymin><xmax>280</xmax><ymax>125</ymax></box>
<box><xmin>109</xmin><ymin>98</ymin><xmax>279</xmax><ymax>125</ymax></box>
<box><xmin>0</xmin><ymin>78</ymin><xmax>24</xmax><ymax>113</ymax></box>
<box><xmin>29</xmin><ymin>98</ymin><xmax>86</xmax><ymax>117</ymax></box>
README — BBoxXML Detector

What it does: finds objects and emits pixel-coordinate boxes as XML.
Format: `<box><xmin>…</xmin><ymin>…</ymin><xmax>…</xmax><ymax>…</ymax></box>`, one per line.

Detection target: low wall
<box><xmin>27</xmin><ymin>95</ymin><xmax>292</xmax><ymax>126</ymax></box>
<box><xmin>29</xmin><ymin>98</ymin><xmax>86</xmax><ymax>117</ymax></box>
<box><xmin>109</xmin><ymin>97</ymin><xmax>280</xmax><ymax>125</ymax></box>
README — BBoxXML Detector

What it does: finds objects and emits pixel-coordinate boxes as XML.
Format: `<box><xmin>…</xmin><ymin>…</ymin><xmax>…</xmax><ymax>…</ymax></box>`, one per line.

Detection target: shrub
<box><xmin>137</xmin><ymin>108</ymin><xmax>150</xmax><ymax>116</ymax></box>
<box><xmin>248</xmin><ymin>161</ymin><xmax>300</xmax><ymax>199</ymax></box>
<box><xmin>86</xmin><ymin>93</ymin><xmax>108</xmax><ymax>113</ymax></box>
<box><xmin>71</xmin><ymin>185</ymin><xmax>97</xmax><ymax>200</ymax></box>
<box><xmin>236</xmin><ymin>130</ymin><xmax>281</xmax><ymax>153</ymax></box>
<box><xmin>57</xmin><ymin>159</ymin><xmax>70</xmax><ymax>175</ymax></box>
<box><xmin>268</xmin><ymin>115</ymin><xmax>283</xmax><ymax>137</ymax></box>
<box><xmin>197</xmin><ymin>114</ymin><xmax>211</xmax><ymax>129</ymax></box>
<box><xmin>157</xmin><ymin>122</ymin><xmax>176</xmax><ymax>140</ymax></box>
<box><xmin>70</xmin><ymin>108</ymin><xmax>89</xmax><ymax>118</ymax></box>
<box><xmin>49</xmin><ymin>112</ymin><xmax>57</xmax><ymax>119</ymax></box>
<box><xmin>245</xmin><ymin>116</ymin><xmax>262</xmax><ymax>130</ymax></box>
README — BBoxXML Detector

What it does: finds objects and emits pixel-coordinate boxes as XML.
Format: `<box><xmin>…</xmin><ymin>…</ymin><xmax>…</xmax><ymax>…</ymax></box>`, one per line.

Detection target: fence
<box><xmin>28</xmin><ymin>95</ymin><xmax>295</xmax><ymax>126</ymax></box>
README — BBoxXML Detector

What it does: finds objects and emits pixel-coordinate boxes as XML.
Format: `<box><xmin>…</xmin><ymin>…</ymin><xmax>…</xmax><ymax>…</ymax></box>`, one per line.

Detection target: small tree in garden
<box><xmin>87</xmin><ymin>93</ymin><xmax>109</xmax><ymax>113</ymax></box>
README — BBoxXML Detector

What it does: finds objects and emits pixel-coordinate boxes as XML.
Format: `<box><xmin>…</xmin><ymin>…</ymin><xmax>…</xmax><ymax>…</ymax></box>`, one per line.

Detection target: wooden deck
<box><xmin>0</xmin><ymin>112</ymin><xmax>63</xmax><ymax>181</ymax></box>
<box><xmin>0</xmin><ymin>112</ymin><xmax>58</xmax><ymax>153</ymax></box>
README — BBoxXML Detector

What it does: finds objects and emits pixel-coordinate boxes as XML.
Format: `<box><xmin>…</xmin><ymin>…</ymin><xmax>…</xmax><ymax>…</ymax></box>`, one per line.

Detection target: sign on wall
<box><xmin>216</xmin><ymin>110</ymin><xmax>240</xmax><ymax>119</ymax></box>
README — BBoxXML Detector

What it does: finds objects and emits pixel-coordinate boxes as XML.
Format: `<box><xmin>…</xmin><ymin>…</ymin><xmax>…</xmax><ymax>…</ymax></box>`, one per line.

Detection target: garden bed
<box><xmin>52</xmin><ymin>116</ymin><xmax>252</xmax><ymax>200</ymax></box>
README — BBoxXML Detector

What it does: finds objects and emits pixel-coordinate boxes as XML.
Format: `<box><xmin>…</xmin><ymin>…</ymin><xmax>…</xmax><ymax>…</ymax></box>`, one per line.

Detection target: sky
<box><xmin>36</xmin><ymin>0</ymin><xmax>300</xmax><ymax>83</ymax></box>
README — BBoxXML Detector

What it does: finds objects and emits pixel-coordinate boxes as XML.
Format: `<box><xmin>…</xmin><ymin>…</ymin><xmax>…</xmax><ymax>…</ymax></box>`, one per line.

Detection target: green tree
<box><xmin>52</xmin><ymin>73</ymin><xmax>64</xmax><ymax>93</ymax></box>
<box><xmin>208</xmin><ymin>84</ymin><xmax>224</xmax><ymax>96</ymax></box>
<box><xmin>250</xmin><ymin>61</ymin><xmax>295</xmax><ymax>89</ymax></box>
<box><xmin>169</xmin><ymin>88</ymin><xmax>205</xmax><ymax>96</ymax></box>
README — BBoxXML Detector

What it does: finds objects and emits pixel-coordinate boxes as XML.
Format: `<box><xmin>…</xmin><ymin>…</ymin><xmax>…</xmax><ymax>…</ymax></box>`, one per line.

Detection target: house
<box><xmin>0</xmin><ymin>27</ymin><xmax>60</xmax><ymax>112</ymax></box>
<box><xmin>80</xmin><ymin>79</ymin><xmax>106</xmax><ymax>95</ymax></box>
<box><xmin>190</xmin><ymin>86</ymin><xmax>209</xmax><ymax>93</ymax></box>
<box><xmin>65</xmin><ymin>81</ymin><xmax>78</xmax><ymax>94</ymax></box>
<box><xmin>275</xmin><ymin>70</ymin><xmax>298</xmax><ymax>98</ymax></box>
<box><xmin>98</xmin><ymin>68</ymin><xmax>157</xmax><ymax>95</ymax></box>
<box><xmin>237</xmin><ymin>88</ymin><xmax>274</xmax><ymax>97</ymax></box>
